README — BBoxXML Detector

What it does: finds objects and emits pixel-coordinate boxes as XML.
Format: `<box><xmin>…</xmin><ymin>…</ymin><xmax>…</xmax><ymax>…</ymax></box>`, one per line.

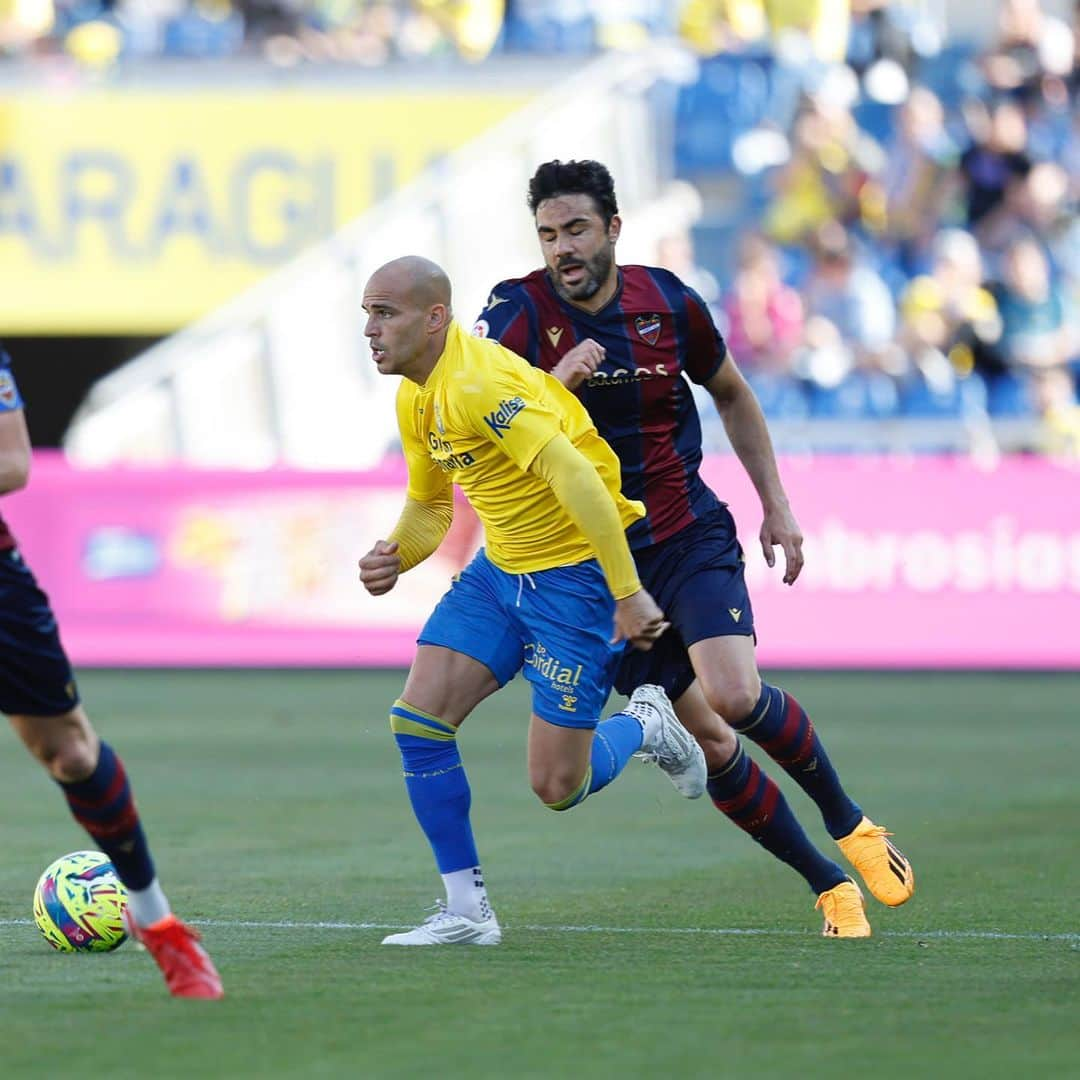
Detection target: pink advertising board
<box><xmin>4</xmin><ymin>452</ymin><xmax>1078</xmax><ymax>668</ymax></box>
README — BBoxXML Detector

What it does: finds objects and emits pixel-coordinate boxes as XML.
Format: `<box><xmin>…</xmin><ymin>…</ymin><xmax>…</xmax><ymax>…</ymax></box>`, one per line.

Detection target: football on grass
<box><xmin>33</xmin><ymin>850</ymin><xmax>128</xmax><ymax>953</ymax></box>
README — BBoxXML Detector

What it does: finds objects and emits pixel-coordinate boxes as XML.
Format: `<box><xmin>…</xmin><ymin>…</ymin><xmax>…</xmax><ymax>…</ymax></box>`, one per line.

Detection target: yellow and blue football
<box><xmin>32</xmin><ymin>850</ymin><xmax>128</xmax><ymax>953</ymax></box>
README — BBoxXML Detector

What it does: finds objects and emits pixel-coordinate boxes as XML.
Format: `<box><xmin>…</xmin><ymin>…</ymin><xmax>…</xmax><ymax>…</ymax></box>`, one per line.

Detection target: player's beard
<box><xmin>552</xmin><ymin>246</ymin><xmax>615</xmax><ymax>304</ymax></box>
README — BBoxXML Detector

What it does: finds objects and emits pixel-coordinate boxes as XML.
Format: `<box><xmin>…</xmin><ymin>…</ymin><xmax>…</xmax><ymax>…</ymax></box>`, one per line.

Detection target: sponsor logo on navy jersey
<box><xmin>483</xmin><ymin>396</ymin><xmax>526</xmax><ymax>438</ymax></box>
<box><xmin>586</xmin><ymin>363</ymin><xmax>669</xmax><ymax>387</ymax></box>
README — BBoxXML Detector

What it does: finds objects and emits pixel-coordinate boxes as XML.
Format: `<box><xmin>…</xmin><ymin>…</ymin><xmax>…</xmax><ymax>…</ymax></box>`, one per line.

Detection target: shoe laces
<box><xmin>862</xmin><ymin>824</ymin><xmax>892</xmax><ymax>839</ymax></box>
<box><xmin>421</xmin><ymin>900</ymin><xmax>450</xmax><ymax>924</ymax></box>
<box><xmin>420</xmin><ymin>900</ymin><xmax>475</xmax><ymax>928</ymax></box>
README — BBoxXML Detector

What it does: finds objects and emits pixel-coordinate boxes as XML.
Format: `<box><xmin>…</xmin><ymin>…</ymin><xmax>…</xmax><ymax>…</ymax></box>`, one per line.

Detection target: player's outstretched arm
<box><xmin>0</xmin><ymin>407</ymin><xmax>31</xmax><ymax>495</ymax></box>
<box><xmin>529</xmin><ymin>434</ymin><xmax>668</xmax><ymax>649</ymax></box>
<box><xmin>704</xmin><ymin>356</ymin><xmax>804</xmax><ymax>585</ymax></box>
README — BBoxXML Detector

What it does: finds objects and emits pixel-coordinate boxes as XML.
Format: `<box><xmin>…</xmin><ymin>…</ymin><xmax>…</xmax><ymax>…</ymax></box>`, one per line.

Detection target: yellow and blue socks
<box><xmin>58</xmin><ymin>741</ymin><xmax>156</xmax><ymax>890</ymax></box>
<box><xmin>732</xmin><ymin>684</ymin><xmax>862</xmax><ymax>840</ymax></box>
<box><xmin>707</xmin><ymin>743</ymin><xmax>847</xmax><ymax>895</ymax></box>
<box><xmin>391</xmin><ymin>699</ymin><xmax>491</xmax><ymax>918</ymax></box>
<box><xmin>545</xmin><ymin>710</ymin><xmax>643</xmax><ymax>811</ymax></box>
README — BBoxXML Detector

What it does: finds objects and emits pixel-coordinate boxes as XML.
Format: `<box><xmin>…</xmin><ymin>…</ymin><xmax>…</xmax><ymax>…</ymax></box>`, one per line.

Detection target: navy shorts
<box><xmin>614</xmin><ymin>506</ymin><xmax>753</xmax><ymax>703</ymax></box>
<box><xmin>418</xmin><ymin>548</ymin><xmax>622</xmax><ymax>728</ymax></box>
<box><xmin>0</xmin><ymin>548</ymin><xmax>81</xmax><ymax>717</ymax></box>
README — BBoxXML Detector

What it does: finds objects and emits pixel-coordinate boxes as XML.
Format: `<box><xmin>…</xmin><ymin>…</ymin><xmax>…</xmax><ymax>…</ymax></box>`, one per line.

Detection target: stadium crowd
<box><xmin>669</xmin><ymin>0</ymin><xmax>1080</xmax><ymax>456</ymax></box>
<box><xmin>3</xmin><ymin>0</ymin><xmax>1077</xmax><ymax>454</ymax></box>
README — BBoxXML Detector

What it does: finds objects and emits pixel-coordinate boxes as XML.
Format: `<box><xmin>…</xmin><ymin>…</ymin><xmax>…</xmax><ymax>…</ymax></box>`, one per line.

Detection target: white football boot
<box><xmin>382</xmin><ymin>901</ymin><xmax>502</xmax><ymax>946</ymax></box>
<box><xmin>626</xmin><ymin>684</ymin><xmax>708</xmax><ymax>799</ymax></box>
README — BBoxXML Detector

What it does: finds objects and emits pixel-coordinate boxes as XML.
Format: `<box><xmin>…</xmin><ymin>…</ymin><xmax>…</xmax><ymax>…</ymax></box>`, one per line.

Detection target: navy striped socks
<box><xmin>732</xmin><ymin>684</ymin><xmax>862</xmax><ymax>840</ymax></box>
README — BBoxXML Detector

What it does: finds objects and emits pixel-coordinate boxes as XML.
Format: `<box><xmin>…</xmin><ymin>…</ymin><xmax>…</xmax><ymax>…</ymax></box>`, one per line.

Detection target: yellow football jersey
<box><xmin>396</xmin><ymin>320</ymin><xmax>644</xmax><ymax>574</ymax></box>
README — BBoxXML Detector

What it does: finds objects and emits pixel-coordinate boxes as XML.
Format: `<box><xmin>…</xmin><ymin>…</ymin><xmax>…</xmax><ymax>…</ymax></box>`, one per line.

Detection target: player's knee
<box><xmin>531</xmin><ymin>769</ymin><xmax>585</xmax><ymax>810</ymax></box>
<box><xmin>703</xmin><ymin>683</ymin><xmax>760</xmax><ymax>727</ymax></box>
<box><xmin>40</xmin><ymin>739</ymin><xmax>98</xmax><ymax>783</ymax></box>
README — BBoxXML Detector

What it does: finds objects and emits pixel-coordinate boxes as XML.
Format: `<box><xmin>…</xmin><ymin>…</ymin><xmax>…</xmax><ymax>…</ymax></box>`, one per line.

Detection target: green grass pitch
<box><xmin>2</xmin><ymin>670</ymin><xmax>1077</xmax><ymax>1078</ymax></box>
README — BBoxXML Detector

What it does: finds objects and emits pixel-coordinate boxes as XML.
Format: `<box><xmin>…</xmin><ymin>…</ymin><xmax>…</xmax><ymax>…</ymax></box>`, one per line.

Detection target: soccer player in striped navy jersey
<box><xmin>0</xmin><ymin>346</ymin><xmax>223</xmax><ymax>997</ymax></box>
<box><xmin>473</xmin><ymin>160</ymin><xmax>915</xmax><ymax>938</ymax></box>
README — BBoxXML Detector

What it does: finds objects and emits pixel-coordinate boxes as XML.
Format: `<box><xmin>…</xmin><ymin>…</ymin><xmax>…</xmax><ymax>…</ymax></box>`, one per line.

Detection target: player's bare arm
<box><xmin>704</xmin><ymin>356</ymin><xmax>804</xmax><ymax>585</ymax></box>
<box><xmin>0</xmin><ymin>407</ymin><xmax>31</xmax><ymax>495</ymax></box>
<box><xmin>551</xmin><ymin>338</ymin><xmax>605</xmax><ymax>390</ymax></box>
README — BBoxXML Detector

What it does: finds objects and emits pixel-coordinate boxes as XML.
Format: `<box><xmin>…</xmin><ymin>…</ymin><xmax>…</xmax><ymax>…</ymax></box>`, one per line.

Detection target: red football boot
<box><xmin>126</xmin><ymin>912</ymin><xmax>224</xmax><ymax>999</ymax></box>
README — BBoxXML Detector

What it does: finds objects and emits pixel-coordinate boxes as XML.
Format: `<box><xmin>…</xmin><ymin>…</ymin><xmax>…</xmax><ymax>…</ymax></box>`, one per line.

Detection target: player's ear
<box><xmin>428</xmin><ymin>304</ymin><xmax>451</xmax><ymax>332</ymax></box>
<box><xmin>608</xmin><ymin>214</ymin><xmax>622</xmax><ymax>244</ymax></box>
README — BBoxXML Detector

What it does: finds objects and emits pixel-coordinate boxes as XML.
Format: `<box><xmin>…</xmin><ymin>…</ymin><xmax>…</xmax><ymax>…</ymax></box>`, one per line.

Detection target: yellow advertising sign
<box><xmin>0</xmin><ymin>89</ymin><xmax>529</xmax><ymax>333</ymax></box>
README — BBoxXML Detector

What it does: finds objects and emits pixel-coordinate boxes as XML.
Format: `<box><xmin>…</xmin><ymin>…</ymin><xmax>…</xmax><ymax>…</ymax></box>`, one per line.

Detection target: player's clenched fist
<box><xmin>359</xmin><ymin>540</ymin><xmax>401</xmax><ymax>596</ymax></box>
<box><xmin>612</xmin><ymin>588</ymin><xmax>670</xmax><ymax>651</ymax></box>
<box><xmin>551</xmin><ymin>338</ymin><xmax>606</xmax><ymax>390</ymax></box>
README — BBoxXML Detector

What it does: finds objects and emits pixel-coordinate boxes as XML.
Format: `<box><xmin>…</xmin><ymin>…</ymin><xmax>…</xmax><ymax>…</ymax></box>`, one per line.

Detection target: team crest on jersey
<box><xmin>0</xmin><ymin>370</ymin><xmax>18</xmax><ymax>409</ymax></box>
<box><xmin>634</xmin><ymin>314</ymin><xmax>662</xmax><ymax>346</ymax></box>
<box><xmin>433</xmin><ymin>403</ymin><xmax>445</xmax><ymax>435</ymax></box>
<box><xmin>472</xmin><ymin>319</ymin><xmax>490</xmax><ymax>338</ymax></box>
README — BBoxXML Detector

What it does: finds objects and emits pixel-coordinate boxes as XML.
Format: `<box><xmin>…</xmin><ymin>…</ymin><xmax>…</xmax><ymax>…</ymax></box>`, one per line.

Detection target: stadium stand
<box><xmin>11</xmin><ymin>0</ymin><xmax>1073</xmax><ymax>461</ymax></box>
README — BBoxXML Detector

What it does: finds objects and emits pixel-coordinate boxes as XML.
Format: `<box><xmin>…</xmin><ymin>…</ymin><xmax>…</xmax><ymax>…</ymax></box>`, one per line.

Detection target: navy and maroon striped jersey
<box><xmin>0</xmin><ymin>346</ymin><xmax>25</xmax><ymax>551</ymax></box>
<box><xmin>473</xmin><ymin>265</ymin><xmax>728</xmax><ymax>550</ymax></box>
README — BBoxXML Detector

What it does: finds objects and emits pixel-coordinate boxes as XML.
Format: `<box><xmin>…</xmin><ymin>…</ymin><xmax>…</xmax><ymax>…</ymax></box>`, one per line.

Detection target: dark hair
<box><xmin>528</xmin><ymin>160</ymin><xmax>619</xmax><ymax>226</ymax></box>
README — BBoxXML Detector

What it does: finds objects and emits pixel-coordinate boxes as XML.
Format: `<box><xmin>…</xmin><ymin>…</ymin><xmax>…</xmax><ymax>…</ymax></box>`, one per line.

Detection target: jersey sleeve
<box><xmin>472</xmin><ymin>288</ymin><xmax>538</xmax><ymax>366</ymax></box>
<box><xmin>455</xmin><ymin>363</ymin><xmax>562</xmax><ymax>472</ymax></box>
<box><xmin>0</xmin><ymin>347</ymin><xmax>25</xmax><ymax>412</ymax></box>
<box><xmin>394</xmin><ymin>382</ymin><xmax>452</xmax><ymax>504</ymax></box>
<box><xmin>682</xmin><ymin>286</ymin><xmax>728</xmax><ymax>385</ymax></box>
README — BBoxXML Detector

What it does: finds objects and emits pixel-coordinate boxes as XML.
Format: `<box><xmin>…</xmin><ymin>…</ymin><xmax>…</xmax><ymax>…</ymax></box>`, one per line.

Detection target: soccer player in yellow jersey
<box><xmin>358</xmin><ymin>256</ymin><xmax>707</xmax><ymax>945</ymax></box>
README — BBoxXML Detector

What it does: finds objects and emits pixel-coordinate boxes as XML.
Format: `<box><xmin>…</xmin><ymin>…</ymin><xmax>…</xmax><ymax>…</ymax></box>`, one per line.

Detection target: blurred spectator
<box><xmin>977</xmin><ymin>160</ymin><xmax>1073</xmax><ymax>282</ymax></box>
<box><xmin>720</xmin><ymin>232</ymin><xmax>803</xmax><ymax>371</ymax></box>
<box><xmin>900</xmin><ymin>228</ymin><xmax>1004</xmax><ymax>382</ymax></box>
<box><xmin>846</xmin><ymin>0</ymin><xmax>935</xmax><ymax>78</ymax></box>
<box><xmin>993</xmin><ymin>236</ymin><xmax>1079</xmax><ymax>372</ymax></box>
<box><xmin>763</xmin><ymin>85</ymin><xmax>882</xmax><ymax>244</ymax></box>
<box><xmin>677</xmin><ymin>0</ymin><xmax>768</xmax><ymax>56</ymax></box>
<box><xmin>1030</xmin><ymin>364</ymin><xmax>1080</xmax><ymax>457</ymax></box>
<box><xmin>958</xmin><ymin>98</ymin><xmax>1033</xmax><ymax>227</ymax></box>
<box><xmin>981</xmin><ymin>0</ymin><xmax>1075</xmax><ymax>94</ymax></box>
<box><xmin>877</xmin><ymin>85</ymin><xmax>958</xmax><ymax>267</ymax></box>
<box><xmin>799</xmin><ymin>220</ymin><xmax>896</xmax><ymax>383</ymax></box>
<box><xmin>766</xmin><ymin>0</ymin><xmax>849</xmax><ymax>65</ymax></box>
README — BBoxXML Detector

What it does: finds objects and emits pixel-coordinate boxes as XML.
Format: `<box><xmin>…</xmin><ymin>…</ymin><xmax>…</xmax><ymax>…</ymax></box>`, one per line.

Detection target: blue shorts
<box><xmin>0</xmin><ymin>548</ymin><xmax>81</xmax><ymax>717</ymax></box>
<box><xmin>418</xmin><ymin>549</ymin><xmax>621</xmax><ymax>728</ymax></box>
<box><xmin>614</xmin><ymin>506</ymin><xmax>753</xmax><ymax>703</ymax></box>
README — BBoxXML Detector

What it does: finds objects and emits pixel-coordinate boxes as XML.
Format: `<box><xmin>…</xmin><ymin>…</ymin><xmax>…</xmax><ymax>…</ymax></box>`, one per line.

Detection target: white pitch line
<box><xmin>1</xmin><ymin>917</ymin><xmax>1076</xmax><ymax>943</ymax></box>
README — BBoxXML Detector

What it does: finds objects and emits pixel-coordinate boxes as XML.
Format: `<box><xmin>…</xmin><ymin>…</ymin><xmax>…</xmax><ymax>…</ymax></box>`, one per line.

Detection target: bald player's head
<box><xmin>369</xmin><ymin>256</ymin><xmax>452</xmax><ymax>311</ymax></box>
<box><xmin>362</xmin><ymin>256</ymin><xmax>454</xmax><ymax>382</ymax></box>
